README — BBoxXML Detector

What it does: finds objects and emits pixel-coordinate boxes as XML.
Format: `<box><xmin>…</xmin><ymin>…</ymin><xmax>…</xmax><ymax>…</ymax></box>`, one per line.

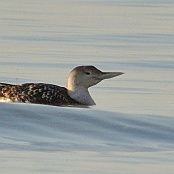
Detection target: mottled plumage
<box><xmin>0</xmin><ymin>83</ymin><xmax>79</xmax><ymax>106</ymax></box>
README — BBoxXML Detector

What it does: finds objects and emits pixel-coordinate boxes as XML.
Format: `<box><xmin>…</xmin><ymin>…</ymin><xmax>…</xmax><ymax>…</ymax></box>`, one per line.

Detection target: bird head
<box><xmin>67</xmin><ymin>66</ymin><xmax>124</xmax><ymax>90</ymax></box>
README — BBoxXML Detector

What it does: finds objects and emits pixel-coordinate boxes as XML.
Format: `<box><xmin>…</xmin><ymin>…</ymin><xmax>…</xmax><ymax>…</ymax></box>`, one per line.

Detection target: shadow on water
<box><xmin>0</xmin><ymin>103</ymin><xmax>174</xmax><ymax>153</ymax></box>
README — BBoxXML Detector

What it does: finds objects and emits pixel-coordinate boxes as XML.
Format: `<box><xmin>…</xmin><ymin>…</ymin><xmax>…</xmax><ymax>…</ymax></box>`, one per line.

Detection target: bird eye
<box><xmin>85</xmin><ymin>72</ymin><xmax>91</xmax><ymax>75</ymax></box>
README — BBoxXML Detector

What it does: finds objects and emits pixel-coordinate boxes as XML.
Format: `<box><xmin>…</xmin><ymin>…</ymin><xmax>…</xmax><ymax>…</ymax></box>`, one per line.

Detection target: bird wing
<box><xmin>0</xmin><ymin>83</ymin><xmax>79</xmax><ymax>106</ymax></box>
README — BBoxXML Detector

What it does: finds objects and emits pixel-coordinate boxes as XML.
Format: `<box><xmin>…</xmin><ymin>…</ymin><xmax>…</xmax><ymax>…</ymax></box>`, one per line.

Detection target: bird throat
<box><xmin>67</xmin><ymin>86</ymin><xmax>96</xmax><ymax>106</ymax></box>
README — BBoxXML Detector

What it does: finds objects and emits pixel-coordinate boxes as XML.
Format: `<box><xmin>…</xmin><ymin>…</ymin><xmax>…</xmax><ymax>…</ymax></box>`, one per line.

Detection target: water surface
<box><xmin>0</xmin><ymin>0</ymin><xmax>174</xmax><ymax>173</ymax></box>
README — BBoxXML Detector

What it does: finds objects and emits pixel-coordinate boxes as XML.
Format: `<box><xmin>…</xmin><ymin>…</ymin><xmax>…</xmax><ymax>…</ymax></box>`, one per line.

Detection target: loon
<box><xmin>0</xmin><ymin>66</ymin><xmax>124</xmax><ymax>106</ymax></box>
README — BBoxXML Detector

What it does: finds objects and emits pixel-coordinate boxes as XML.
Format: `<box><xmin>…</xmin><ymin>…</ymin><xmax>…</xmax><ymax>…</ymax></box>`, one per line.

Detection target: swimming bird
<box><xmin>0</xmin><ymin>66</ymin><xmax>124</xmax><ymax>106</ymax></box>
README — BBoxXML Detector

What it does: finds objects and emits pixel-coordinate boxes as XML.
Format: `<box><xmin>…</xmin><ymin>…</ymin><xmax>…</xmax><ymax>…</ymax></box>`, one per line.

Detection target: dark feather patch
<box><xmin>0</xmin><ymin>83</ymin><xmax>80</xmax><ymax>106</ymax></box>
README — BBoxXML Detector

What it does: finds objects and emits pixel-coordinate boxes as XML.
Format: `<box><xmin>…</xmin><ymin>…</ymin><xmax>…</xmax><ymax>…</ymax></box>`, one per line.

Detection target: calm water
<box><xmin>0</xmin><ymin>0</ymin><xmax>174</xmax><ymax>173</ymax></box>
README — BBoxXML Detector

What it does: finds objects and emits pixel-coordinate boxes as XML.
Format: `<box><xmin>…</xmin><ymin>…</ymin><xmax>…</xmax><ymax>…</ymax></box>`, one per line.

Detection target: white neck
<box><xmin>67</xmin><ymin>85</ymin><xmax>96</xmax><ymax>106</ymax></box>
